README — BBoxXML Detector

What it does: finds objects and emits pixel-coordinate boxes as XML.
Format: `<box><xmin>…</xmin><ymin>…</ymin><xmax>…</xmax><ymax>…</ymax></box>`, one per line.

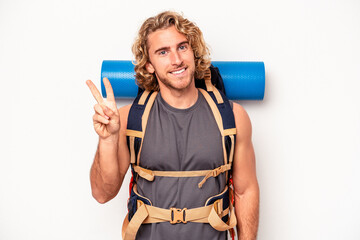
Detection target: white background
<box><xmin>1</xmin><ymin>0</ymin><xmax>359</xmax><ymax>239</ymax></box>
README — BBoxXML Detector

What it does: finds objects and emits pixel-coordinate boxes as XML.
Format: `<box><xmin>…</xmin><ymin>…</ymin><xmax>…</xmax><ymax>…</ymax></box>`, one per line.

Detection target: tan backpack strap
<box><xmin>128</xmin><ymin>136</ymin><xmax>136</xmax><ymax>164</ymax></box>
<box><xmin>197</xmin><ymin>164</ymin><xmax>232</xmax><ymax>188</ymax></box>
<box><xmin>132</xmin><ymin>165</ymin><xmax>155</xmax><ymax>181</ymax></box>
<box><xmin>143</xmin><ymin>204</ymin><xmax>214</xmax><ymax>224</ymax></box>
<box><xmin>229</xmin><ymin>135</ymin><xmax>235</xmax><ymax>164</ymax></box>
<box><xmin>133</xmin><ymin>163</ymin><xmax>232</xmax><ymax>188</ymax></box>
<box><xmin>199</xmin><ymin>89</ymin><xmax>229</xmax><ymax>167</ymax></box>
<box><xmin>203</xmin><ymin>68</ymin><xmax>224</xmax><ymax>104</ymax></box>
<box><xmin>199</xmin><ymin>88</ymin><xmax>237</xmax><ymax>182</ymax></box>
<box><xmin>122</xmin><ymin>201</ymin><xmax>234</xmax><ymax>239</ymax></box>
<box><xmin>126</xmin><ymin>90</ymin><xmax>158</xmax><ymax>166</ymax></box>
<box><xmin>135</xmin><ymin>91</ymin><xmax>158</xmax><ymax>165</ymax></box>
<box><xmin>223</xmin><ymin>128</ymin><xmax>236</xmax><ymax>136</ymax></box>
<box><xmin>208</xmin><ymin>199</ymin><xmax>237</xmax><ymax>231</ymax></box>
<box><xmin>122</xmin><ymin>202</ymin><xmax>149</xmax><ymax>240</ymax></box>
<box><xmin>199</xmin><ymin>88</ymin><xmax>224</xmax><ymax>135</ymax></box>
<box><xmin>138</xmin><ymin>90</ymin><xmax>150</xmax><ymax>105</ymax></box>
<box><xmin>204</xmin><ymin>68</ymin><xmax>213</xmax><ymax>91</ymax></box>
<box><xmin>126</xmin><ymin>129</ymin><xmax>143</xmax><ymax>138</ymax></box>
<box><xmin>126</xmin><ymin>130</ymin><xmax>145</xmax><ymax>164</ymax></box>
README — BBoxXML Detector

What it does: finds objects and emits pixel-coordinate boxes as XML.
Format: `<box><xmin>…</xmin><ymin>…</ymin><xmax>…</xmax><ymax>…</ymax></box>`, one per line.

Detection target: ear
<box><xmin>146</xmin><ymin>62</ymin><xmax>155</xmax><ymax>73</ymax></box>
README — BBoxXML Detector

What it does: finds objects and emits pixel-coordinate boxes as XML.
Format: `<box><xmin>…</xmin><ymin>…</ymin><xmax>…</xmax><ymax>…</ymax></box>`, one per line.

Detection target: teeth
<box><xmin>172</xmin><ymin>68</ymin><xmax>185</xmax><ymax>74</ymax></box>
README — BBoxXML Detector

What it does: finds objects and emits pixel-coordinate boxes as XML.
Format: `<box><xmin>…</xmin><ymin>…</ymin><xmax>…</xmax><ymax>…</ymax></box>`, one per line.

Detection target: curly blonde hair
<box><xmin>132</xmin><ymin>11</ymin><xmax>211</xmax><ymax>91</ymax></box>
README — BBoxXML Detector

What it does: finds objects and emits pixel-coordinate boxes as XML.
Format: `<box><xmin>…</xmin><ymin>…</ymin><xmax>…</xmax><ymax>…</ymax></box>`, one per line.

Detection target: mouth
<box><xmin>170</xmin><ymin>67</ymin><xmax>187</xmax><ymax>76</ymax></box>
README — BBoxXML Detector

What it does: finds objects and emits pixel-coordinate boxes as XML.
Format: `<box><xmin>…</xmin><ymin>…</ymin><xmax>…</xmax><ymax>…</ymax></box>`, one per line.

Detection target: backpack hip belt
<box><xmin>122</xmin><ymin>184</ymin><xmax>236</xmax><ymax>240</ymax></box>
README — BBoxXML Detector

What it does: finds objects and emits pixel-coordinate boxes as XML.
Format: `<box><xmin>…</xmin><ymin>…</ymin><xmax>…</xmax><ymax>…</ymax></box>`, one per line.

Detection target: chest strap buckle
<box><xmin>170</xmin><ymin>207</ymin><xmax>188</xmax><ymax>224</ymax></box>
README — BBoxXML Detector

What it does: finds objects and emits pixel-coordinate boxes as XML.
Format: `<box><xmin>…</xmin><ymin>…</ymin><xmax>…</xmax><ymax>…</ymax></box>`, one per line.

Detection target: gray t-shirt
<box><xmin>136</xmin><ymin>90</ymin><xmax>227</xmax><ymax>240</ymax></box>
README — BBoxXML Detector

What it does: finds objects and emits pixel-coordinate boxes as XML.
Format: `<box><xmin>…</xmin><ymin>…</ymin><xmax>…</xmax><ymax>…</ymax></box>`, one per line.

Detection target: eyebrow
<box><xmin>154</xmin><ymin>41</ymin><xmax>189</xmax><ymax>54</ymax></box>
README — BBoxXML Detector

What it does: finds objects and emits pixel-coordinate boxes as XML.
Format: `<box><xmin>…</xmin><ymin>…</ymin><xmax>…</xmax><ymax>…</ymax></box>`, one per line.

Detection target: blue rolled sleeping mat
<box><xmin>101</xmin><ymin>60</ymin><xmax>265</xmax><ymax>100</ymax></box>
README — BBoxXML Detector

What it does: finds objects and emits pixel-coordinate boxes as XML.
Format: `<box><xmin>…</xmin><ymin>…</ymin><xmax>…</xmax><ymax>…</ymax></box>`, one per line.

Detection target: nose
<box><xmin>170</xmin><ymin>51</ymin><xmax>183</xmax><ymax>66</ymax></box>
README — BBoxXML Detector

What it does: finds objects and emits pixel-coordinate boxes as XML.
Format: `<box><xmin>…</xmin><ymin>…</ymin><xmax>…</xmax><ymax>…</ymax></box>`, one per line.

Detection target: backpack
<box><xmin>123</xmin><ymin>66</ymin><xmax>237</xmax><ymax>240</ymax></box>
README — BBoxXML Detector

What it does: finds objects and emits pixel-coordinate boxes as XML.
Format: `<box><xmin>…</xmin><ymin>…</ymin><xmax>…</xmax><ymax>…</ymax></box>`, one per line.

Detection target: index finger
<box><xmin>86</xmin><ymin>80</ymin><xmax>103</xmax><ymax>104</ymax></box>
<box><xmin>103</xmin><ymin>77</ymin><xmax>115</xmax><ymax>102</ymax></box>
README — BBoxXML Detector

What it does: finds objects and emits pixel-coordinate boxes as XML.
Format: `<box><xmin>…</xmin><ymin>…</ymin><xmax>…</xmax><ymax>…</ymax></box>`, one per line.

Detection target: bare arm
<box><xmin>87</xmin><ymin>78</ymin><xmax>131</xmax><ymax>203</ymax></box>
<box><xmin>232</xmin><ymin>102</ymin><xmax>260</xmax><ymax>240</ymax></box>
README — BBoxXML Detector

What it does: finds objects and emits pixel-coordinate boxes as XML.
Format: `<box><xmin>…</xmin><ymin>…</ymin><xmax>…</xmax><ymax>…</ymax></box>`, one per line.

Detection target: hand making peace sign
<box><xmin>86</xmin><ymin>78</ymin><xmax>120</xmax><ymax>140</ymax></box>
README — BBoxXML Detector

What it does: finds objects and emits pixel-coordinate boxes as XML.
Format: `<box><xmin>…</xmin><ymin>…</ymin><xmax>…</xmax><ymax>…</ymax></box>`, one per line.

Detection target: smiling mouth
<box><xmin>170</xmin><ymin>68</ymin><xmax>186</xmax><ymax>75</ymax></box>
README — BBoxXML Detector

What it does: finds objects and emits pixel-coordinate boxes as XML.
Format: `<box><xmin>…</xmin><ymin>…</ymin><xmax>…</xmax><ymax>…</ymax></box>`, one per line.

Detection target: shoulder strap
<box><xmin>126</xmin><ymin>90</ymin><xmax>158</xmax><ymax>166</ymax></box>
<box><xmin>198</xmin><ymin>68</ymin><xmax>236</xmax><ymax>182</ymax></box>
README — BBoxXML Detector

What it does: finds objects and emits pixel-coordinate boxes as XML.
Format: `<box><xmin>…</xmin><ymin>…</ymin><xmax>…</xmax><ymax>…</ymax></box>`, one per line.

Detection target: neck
<box><xmin>159</xmin><ymin>83</ymin><xmax>198</xmax><ymax>109</ymax></box>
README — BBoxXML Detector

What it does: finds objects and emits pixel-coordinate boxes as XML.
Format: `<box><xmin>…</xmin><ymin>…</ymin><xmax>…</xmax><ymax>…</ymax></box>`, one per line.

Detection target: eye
<box><xmin>179</xmin><ymin>44</ymin><xmax>188</xmax><ymax>51</ymax></box>
<box><xmin>159</xmin><ymin>50</ymin><xmax>167</xmax><ymax>55</ymax></box>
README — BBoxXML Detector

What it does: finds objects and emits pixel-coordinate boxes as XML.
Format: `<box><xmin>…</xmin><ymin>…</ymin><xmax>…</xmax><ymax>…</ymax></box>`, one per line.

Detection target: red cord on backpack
<box><xmin>129</xmin><ymin>175</ymin><xmax>134</xmax><ymax>196</ymax></box>
<box><xmin>228</xmin><ymin>177</ymin><xmax>236</xmax><ymax>240</ymax></box>
<box><xmin>229</xmin><ymin>177</ymin><xmax>235</xmax><ymax>205</ymax></box>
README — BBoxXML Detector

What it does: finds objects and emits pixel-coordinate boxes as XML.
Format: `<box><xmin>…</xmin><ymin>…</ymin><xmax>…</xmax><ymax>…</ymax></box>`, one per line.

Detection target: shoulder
<box><xmin>118</xmin><ymin>104</ymin><xmax>132</xmax><ymax>116</ymax></box>
<box><xmin>232</xmin><ymin>102</ymin><xmax>252</xmax><ymax>141</ymax></box>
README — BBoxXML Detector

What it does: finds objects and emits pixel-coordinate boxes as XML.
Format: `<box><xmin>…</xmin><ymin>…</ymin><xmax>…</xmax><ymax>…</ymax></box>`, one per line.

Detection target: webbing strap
<box><xmin>129</xmin><ymin>136</ymin><xmax>136</xmax><ymax>164</ymax></box>
<box><xmin>122</xmin><ymin>203</ymin><xmax>149</xmax><ymax>240</ymax></box>
<box><xmin>136</xmin><ymin>92</ymin><xmax>158</xmax><ymax>165</ymax></box>
<box><xmin>122</xmin><ymin>200</ymin><xmax>236</xmax><ymax>240</ymax></box>
<box><xmin>208</xmin><ymin>200</ymin><xmax>237</xmax><ymax>231</ymax></box>
<box><xmin>144</xmin><ymin>204</ymin><xmax>214</xmax><ymax>223</ymax></box>
<box><xmin>126</xmin><ymin>129</ymin><xmax>143</xmax><ymax>138</ymax></box>
<box><xmin>223</xmin><ymin>128</ymin><xmax>237</xmax><ymax>136</ymax></box>
<box><xmin>213</xmin><ymin>87</ymin><xmax>224</xmax><ymax>104</ymax></box>
<box><xmin>138</xmin><ymin>90</ymin><xmax>150</xmax><ymax>105</ymax></box>
<box><xmin>132</xmin><ymin>163</ymin><xmax>232</xmax><ymax>188</ymax></box>
<box><xmin>204</xmin><ymin>68</ymin><xmax>224</xmax><ymax>104</ymax></box>
<box><xmin>199</xmin><ymin>89</ymin><xmax>225</xmax><ymax>136</ymax></box>
<box><xmin>199</xmin><ymin>88</ymin><xmax>229</xmax><ymax>176</ymax></box>
<box><xmin>197</xmin><ymin>164</ymin><xmax>232</xmax><ymax>188</ymax></box>
<box><xmin>222</xmin><ymin>137</ymin><xmax>229</xmax><ymax>180</ymax></box>
<box><xmin>229</xmin><ymin>135</ymin><xmax>235</xmax><ymax>164</ymax></box>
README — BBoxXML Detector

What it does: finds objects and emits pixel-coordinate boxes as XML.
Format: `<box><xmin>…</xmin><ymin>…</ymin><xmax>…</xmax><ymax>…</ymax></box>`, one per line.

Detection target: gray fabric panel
<box><xmin>136</xmin><ymin>91</ymin><xmax>227</xmax><ymax>240</ymax></box>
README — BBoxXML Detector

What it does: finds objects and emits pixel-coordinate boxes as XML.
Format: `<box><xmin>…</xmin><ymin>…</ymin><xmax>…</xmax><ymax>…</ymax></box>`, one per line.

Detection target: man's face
<box><xmin>146</xmin><ymin>25</ymin><xmax>196</xmax><ymax>92</ymax></box>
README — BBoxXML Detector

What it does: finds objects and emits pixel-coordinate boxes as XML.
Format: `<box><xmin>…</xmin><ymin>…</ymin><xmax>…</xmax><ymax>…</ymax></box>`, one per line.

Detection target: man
<box><xmin>86</xmin><ymin>11</ymin><xmax>259</xmax><ymax>240</ymax></box>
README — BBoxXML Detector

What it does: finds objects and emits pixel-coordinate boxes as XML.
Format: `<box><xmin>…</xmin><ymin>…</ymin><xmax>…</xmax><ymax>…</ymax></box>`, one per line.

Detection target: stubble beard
<box><xmin>157</xmin><ymin>66</ymin><xmax>195</xmax><ymax>92</ymax></box>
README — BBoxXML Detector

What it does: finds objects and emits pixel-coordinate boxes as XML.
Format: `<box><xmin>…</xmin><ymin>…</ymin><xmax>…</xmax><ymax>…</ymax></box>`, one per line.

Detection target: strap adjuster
<box><xmin>170</xmin><ymin>207</ymin><xmax>187</xmax><ymax>224</ymax></box>
<box><xmin>212</xmin><ymin>166</ymin><xmax>223</xmax><ymax>176</ymax></box>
